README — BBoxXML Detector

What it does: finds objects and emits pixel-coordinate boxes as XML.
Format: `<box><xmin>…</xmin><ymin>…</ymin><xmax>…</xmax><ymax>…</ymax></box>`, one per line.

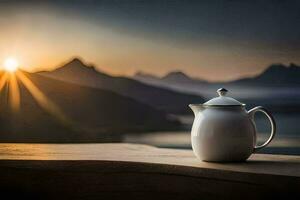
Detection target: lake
<box><xmin>124</xmin><ymin>113</ymin><xmax>300</xmax><ymax>155</ymax></box>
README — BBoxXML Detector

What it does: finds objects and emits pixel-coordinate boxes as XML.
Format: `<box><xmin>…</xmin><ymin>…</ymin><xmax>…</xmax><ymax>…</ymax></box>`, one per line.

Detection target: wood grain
<box><xmin>0</xmin><ymin>143</ymin><xmax>299</xmax><ymax>200</ymax></box>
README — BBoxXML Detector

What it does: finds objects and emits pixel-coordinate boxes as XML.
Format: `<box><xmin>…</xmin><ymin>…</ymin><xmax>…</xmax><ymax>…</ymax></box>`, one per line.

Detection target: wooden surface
<box><xmin>0</xmin><ymin>143</ymin><xmax>299</xmax><ymax>200</ymax></box>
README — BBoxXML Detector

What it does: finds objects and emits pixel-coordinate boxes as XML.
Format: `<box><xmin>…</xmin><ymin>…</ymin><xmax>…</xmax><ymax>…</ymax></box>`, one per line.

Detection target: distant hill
<box><xmin>134</xmin><ymin>71</ymin><xmax>210</xmax><ymax>96</ymax></box>
<box><xmin>135</xmin><ymin>63</ymin><xmax>300</xmax><ymax>87</ymax></box>
<box><xmin>162</xmin><ymin>71</ymin><xmax>194</xmax><ymax>83</ymax></box>
<box><xmin>134</xmin><ymin>63</ymin><xmax>300</xmax><ymax>112</ymax></box>
<box><xmin>0</xmin><ymin>71</ymin><xmax>180</xmax><ymax>142</ymax></box>
<box><xmin>39</xmin><ymin>58</ymin><xmax>204</xmax><ymax>114</ymax></box>
<box><xmin>232</xmin><ymin>63</ymin><xmax>300</xmax><ymax>86</ymax></box>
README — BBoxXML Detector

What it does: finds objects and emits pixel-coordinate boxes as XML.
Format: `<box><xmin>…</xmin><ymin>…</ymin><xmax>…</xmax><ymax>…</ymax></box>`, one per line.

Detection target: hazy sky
<box><xmin>0</xmin><ymin>0</ymin><xmax>299</xmax><ymax>81</ymax></box>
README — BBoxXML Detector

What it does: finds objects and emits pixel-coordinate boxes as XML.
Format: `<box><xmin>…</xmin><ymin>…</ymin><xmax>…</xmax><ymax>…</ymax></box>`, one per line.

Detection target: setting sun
<box><xmin>4</xmin><ymin>58</ymin><xmax>19</xmax><ymax>72</ymax></box>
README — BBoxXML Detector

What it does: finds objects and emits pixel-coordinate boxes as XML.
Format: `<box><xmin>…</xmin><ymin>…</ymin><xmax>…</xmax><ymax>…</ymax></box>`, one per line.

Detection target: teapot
<box><xmin>189</xmin><ymin>88</ymin><xmax>276</xmax><ymax>162</ymax></box>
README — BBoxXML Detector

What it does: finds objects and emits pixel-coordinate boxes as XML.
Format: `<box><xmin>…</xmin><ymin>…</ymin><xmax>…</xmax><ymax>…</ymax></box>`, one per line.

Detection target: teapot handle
<box><xmin>248</xmin><ymin>106</ymin><xmax>276</xmax><ymax>152</ymax></box>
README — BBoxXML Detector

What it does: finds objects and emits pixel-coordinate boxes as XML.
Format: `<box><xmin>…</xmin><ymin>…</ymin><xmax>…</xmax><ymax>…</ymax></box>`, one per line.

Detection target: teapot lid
<box><xmin>203</xmin><ymin>88</ymin><xmax>244</xmax><ymax>106</ymax></box>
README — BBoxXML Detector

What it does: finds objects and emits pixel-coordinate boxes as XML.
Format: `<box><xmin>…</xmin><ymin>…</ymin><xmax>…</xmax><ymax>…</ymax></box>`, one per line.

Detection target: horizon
<box><xmin>0</xmin><ymin>0</ymin><xmax>299</xmax><ymax>81</ymax></box>
<box><xmin>1</xmin><ymin>56</ymin><xmax>299</xmax><ymax>82</ymax></box>
<box><xmin>1</xmin><ymin>56</ymin><xmax>300</xmax><ymax>82</ymax></box>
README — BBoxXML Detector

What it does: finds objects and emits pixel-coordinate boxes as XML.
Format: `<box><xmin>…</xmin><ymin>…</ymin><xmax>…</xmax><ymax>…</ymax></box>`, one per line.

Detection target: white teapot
<box><xmin>189</xmin><ymin>88</ymin><xmax>276</xmax><ymax>162</ymax></box>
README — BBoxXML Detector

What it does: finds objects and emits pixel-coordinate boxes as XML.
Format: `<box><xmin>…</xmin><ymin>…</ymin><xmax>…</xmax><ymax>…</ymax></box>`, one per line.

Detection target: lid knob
<box><xmin>217</xmin><ymin>88</ymin><xmax>228</xmax><ymax>97</ymax></box>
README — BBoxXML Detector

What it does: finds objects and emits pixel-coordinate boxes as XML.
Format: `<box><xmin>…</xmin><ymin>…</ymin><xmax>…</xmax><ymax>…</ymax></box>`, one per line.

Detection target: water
<box><xmin>124</xmin><ymin>113</ymin><xmax>300</xmax><ymax>155</ymax></box>
<box><xmin>0</xmin><ymin>114</ymin><xmax>298</xmax><ymax>157</ymax></box>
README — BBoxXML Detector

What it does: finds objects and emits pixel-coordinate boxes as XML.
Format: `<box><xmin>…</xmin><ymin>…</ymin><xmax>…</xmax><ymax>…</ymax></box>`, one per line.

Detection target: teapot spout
<box><xmin>189</xmin><ymin>104</ymin><xmax>203</xmax><ymax>116</ymax></box>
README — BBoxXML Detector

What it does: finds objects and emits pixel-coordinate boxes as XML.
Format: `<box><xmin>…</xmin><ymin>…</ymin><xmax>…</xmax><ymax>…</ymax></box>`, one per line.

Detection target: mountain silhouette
<box><xmin>134</xmin><ymin>70</ymin><xmax>208</xmax><ymax>96</ymax></box>
<box><xmin>39</xmin><ymin>58</ymin><xmax>204</xmax><ymax>114</ymax></box>
<box><xmin>135</xmin><ymin>63</ymin><xmax>300</xmax><ymax>87</ymax></box>
<box><xmin>133</xmin><ymin>63</ymin><xmax>300</xmax><ymax>113</ymax></box>
<box><xmin>162</xmin><ymin>71</ymin><xmax>194</xmax><ymax>83</ymax></box>
<box><xmin>0</xmin><ymin>71</ymin><xmax>180</xmax><ymax>142</ymax></box>
<box><xmin>232</xmin><ymin>63</ymin><xmax>300</xmax><ymax>86</ymax></box>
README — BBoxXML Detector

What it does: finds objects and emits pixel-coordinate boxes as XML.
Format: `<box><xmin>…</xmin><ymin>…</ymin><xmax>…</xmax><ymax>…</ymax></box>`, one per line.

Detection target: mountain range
<box><xmin>135</xmin><ymin>63</ymin><xmax>300</xmax><ymax>85</ymax></box>
<box><xmin>2</xmin><ymin>58</ymin><xmax>299</xmax><ymax>142</ymax></box>
<box><xmin>0</xmin><ymin>71</ymin><xmax>181</xmax><ymax>142</ymax></box>
<box><xmin>0</xmin><ymin>58</ymin><xmax>209</xmax><ymax>142</ymax></box>
<box><xmin>134</xmin><ymin>63</ymin><xmax>300</xmax><ymax>112</ymax></box>
<box><xmin>39</xmin><ymin>58</ymin><xmax>204</xmax><ymax>114</ymax></box>
<box><xmin>134</xmin><ymin>63</ymin><xmax>300</xmax><ymax>95</ymax></box>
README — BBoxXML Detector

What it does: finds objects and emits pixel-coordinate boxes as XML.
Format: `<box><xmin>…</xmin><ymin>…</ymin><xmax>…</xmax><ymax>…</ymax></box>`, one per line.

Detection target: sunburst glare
<box><xmin>16</xmin><ymin>71</ymin><xmax>71</xmax><ymax>125</ymax></box>
<box><xmin>8</xmin><ymin>73</ymin><xmax>20</xmax><ymax>111</ymax></box>
<box><xmin>3</xmin><ymin>57</ymin><xmax>19</xmax><ymax>72</ymax></box>
<box><xmin>0</xmin><ymin>58</ymin><xmax>71</xmax><ymax>126</ymax></box>
<box><xmin>0</xmin><ymin>73</ymin><xmax>8</xmax><ymax>92</ymax></box>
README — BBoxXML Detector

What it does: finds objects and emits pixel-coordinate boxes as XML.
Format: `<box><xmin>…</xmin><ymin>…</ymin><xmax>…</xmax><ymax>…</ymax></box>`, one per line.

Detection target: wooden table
<box><xmin>0</xmin><ymin>143</ymin><xmax>299</xmax><ymax>200</ymax></box>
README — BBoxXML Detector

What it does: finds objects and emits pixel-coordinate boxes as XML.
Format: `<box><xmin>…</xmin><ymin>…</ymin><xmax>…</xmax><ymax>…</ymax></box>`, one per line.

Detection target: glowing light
<box><xmin>0</xmin><ymin>67</ymin><xmax>71</xmax><ymax>127</ymax></box>
<box><xmin>4</xmin><ymin>58</ymin><xmax>19</xmax><ymax>72</ymax></box>
<box><xmin>16</xmin><ymin>71</ymin><xmax>71</xmax><ymax>125</ymax></box>
<box><xmin>8</xmin><ymin>73</ymin><xmax>20</xmax><ymax>111</ymax></box>
<box><xmin>0</xmin><ymin>73</ymin><xmax>8</xmax><ymax>92</ymax></box>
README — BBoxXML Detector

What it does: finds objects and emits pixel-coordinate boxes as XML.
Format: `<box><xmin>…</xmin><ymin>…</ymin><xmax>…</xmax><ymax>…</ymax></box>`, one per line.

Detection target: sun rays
<box><xmin>16</xmin><ymin>71</ymin><xmax>70</xmax><ymax>125</ymax></box>
<box><xmin>0</xmin><ymin>59</ymin><xmax>71</xmax><ymax>127</ymax></box>
<box><xmin>0</xmin><ymin>72</ymin><xmax>8</xmax><ymax>92</ymax></box>
<box><xmin>8</xmin><ymin>73</ymin><xmax>20</xmax><ymax>111</ymax></box>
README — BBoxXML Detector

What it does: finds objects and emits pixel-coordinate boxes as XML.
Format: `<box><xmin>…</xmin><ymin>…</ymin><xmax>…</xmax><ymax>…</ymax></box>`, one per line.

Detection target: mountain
<box><xmin>133</xmin><ymin>64</ymin><xmax>300</xmax><ymax>112</ymax></box>
<box><xmin>39</xmin><ymin>58</ymin><xmax>204</xmax><ymax>114</ymax></box>
<box><xmin>134</xmin><ymin>71</ymin><xmax>210</xmax><ymax>96</ymax></box>
<box><xmin>135</xmin><ymin>63</ymin><xmax>300</xmax><ymax>88</ymax></box>
<box><xmin>0</xmin><ymin>71</ymin><xmax>180</xmax><ymax>142</ymax></box>
<box><xmin>232</xmin><ymin>63</ymin><xmax>300</xmax><ymax>86</ymax></box>
<box><xmin>162</xmin><ymin>71</ymin><xmax>194</xmax><ymax>83</ymax></box>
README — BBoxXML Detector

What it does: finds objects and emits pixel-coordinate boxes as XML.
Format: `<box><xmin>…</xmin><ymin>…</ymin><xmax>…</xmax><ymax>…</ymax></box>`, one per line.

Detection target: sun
<box><xmin>4</xmin><ymin>57</ymin><xmax>19</xmax><ymax>72</ymax></box>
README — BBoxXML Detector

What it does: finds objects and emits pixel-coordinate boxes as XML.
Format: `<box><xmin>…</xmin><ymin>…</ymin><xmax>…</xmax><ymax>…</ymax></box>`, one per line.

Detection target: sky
<box><xmin>0</xmin><ymin>0</ymin><xmax>299</xmax><ymax>81</ymax></box>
